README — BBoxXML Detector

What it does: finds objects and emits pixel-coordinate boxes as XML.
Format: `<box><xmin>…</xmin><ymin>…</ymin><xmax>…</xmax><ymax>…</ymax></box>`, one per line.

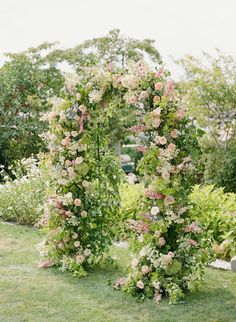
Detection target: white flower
<box><xmin>136</xmin><ymin>280</ymin><xmax>144</xmax><ymax>289</ymax></box>
<box><xmin>131</xmin><ymin>258</ymin><xmax>139</xmax><ymax>269</ymax></box>
<box><xmin>151</xmin><ymin>206</ymin><xmax>160</xmax><ymax>215</ymax></box>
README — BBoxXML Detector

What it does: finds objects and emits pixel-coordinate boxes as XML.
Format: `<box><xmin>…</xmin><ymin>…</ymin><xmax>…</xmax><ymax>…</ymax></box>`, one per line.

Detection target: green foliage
<box><xmin>0</xmin><ymin>156</ymin><xmax>55</xmax><ymax>226</ymax></box>
<box><xmin>47</xmin><ymin>29</ymin><xmax>162</xmax><ymax>70</ymax></box>
<box><xmin>189</xmin><ymin>185</ymin><xmax>236</xmax><ymax>259</ymax></box>
<box><xmin>177</xmin><ymin>51</ymin><xmax>236</xmax><ymax>192</ymax></box>
<box><xmin>0</xmin><ymin>43</ymin><xmax>64</xmax><ymax>166</ymax></box>
<box><xmin>202</xmin><ymin>138</ymin><xmax>236</xmax><ymax>193</ymax></box>
<box><xmin>117</xmin><ymin>183</ymin><xmax>144</xmax><ymax>239</ymax></box>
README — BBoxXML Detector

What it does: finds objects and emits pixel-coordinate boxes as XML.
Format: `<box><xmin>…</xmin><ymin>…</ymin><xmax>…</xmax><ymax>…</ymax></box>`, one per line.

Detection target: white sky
<box><xmin>1</xmin><ymin>0</ymin><xmax>236</xmax><ymax>79</ymax></box>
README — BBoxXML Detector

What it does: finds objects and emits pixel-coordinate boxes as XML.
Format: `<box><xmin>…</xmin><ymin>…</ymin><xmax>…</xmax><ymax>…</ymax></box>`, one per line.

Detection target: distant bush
<box><xmin>0</xmin><ymin>156</ymin><xmax>55</xmax><ymax>226</ymax></box>
<box><xmin>189</xmin><ymin>185</ymin><xmax>236</xmax><ymax>259</ymax></box>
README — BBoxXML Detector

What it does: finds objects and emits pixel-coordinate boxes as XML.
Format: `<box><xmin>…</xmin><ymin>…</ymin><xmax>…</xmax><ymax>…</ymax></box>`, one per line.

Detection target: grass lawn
<box><xmin>1</xmin><ymin>222</ymin><xmax>236</xmax><ymax>322</ymax></box>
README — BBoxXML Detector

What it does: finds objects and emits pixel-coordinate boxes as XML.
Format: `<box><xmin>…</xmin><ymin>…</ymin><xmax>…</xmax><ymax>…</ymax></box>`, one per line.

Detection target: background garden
<box><xmin>0</xmin><ymin>1</ymin><xmax>236</xmax><ymax>321</ymax></box>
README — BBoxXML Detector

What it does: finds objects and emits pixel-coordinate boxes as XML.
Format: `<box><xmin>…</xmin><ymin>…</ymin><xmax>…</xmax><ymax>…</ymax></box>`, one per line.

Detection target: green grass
<box><xmin>1</xmin><ymin>222</ymin><xmax>236</xmax><ymax>322</ymax></box>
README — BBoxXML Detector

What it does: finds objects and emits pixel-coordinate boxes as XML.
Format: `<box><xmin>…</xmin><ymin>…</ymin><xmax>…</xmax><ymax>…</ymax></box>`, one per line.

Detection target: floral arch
<box><xmin>42</xmin><ymin>61</ymin><xmax>212</xmax><ymax>304</ymax></box>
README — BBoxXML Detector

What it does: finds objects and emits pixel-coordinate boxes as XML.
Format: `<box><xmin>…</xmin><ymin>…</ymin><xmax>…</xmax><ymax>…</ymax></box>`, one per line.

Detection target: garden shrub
<box><xmin>189</xmin><ymin>185</ymin><xmax>236</xmax><ymax>259</ymax></box>
<box><xmin>41</xmin><ymin>62</ymin><xmax>213</xmax><ymax>303</ymax></box>
<box><xmin>0</xmin><ymin>156</ymin><xmax>55</xmax><ymax>226</ymax></box>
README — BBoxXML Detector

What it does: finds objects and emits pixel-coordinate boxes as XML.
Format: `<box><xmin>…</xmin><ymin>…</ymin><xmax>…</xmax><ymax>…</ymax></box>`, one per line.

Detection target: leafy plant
<box><xmin>189</xmin><ymin>185</ymin><xmax>236</xmax><ymax>259</ymax></box>
<box><xmin>0</xmin><ymin>156</ymin><xmax>55</xmax><ymax>225</ymax></box>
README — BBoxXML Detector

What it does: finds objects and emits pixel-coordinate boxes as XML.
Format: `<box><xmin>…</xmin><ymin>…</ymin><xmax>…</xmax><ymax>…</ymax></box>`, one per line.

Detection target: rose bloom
<box><xmin>131</xmin><ymin>258</ymin><xmax>139</xmax><ymax>269</ymax></box>
<box><xmin>153</xmin><ymin>95</ymin><xmax>160</xmax><ymax>104</ymax></box>
<box><xmin>162</xmin><ymin>253</ymin><xmax>173</xmax><ymax>266</ymax></box>
<box><xmin>84</xmin><ymin>248</ymin><xmax>91</xmax><ymax>256</ymax></box>
<box><xmin>140</xmin><ymin>90</ymin><xmax>149</xmax><ymax>99</ymax></box>
<box><xmin>65</xmin><ymin>159</ymin><xmax>72</xmax><ymax>167</ymax></box>
<box><xmin>152</xmin><ymin>118</ymin><xmax>160</xmax><ymax>128</ymax></box>
<box><xmin>170</xmin><ymin>129</ymin><xmax>179</xmax><ymax>138</ymax></box>
<box><xmin>153</xmin><ymin>281</ymin><xmax>160</xmax><ymax>290</ymax></box>
<box><xmin>162</xmin><ymin>170</ymin><xmax>170</xmax><ymax>181</ymax></box>
<box><xmin>141</xmin><ymin>265</ymin><xmax>151</xmax><ymax>275</ymax></box>
<box><xmin>72</xmin><ymin>232</ymin><xmax>78</xmax><ymax>239</ymax></box>
<box><xmin>75</xmin><ymin>254</ymin><xmax>85</xmax><ymax>263</ymax></box>
<box><xmin>151</xmin><ymin>206</ymin><xmax>160</xmax><ymax>215</ymax></box>
<box><xmin>74</xmin><ymin>199</ymin><xmax>81</xmax><ymax>206</ymax></box>
<box><xmin>159</xmin><ymin>136</ymin><xmax>167</xmax><ymax>145</ymax></box>
<box><xmin>58</xmin><ymin>178</ymin><xmax>68</xmax><ymax>186</ymax></box>
<box><xmin>82</xmin><ymin>180</ymin><xmax>89</xmax><ymax>188</ymax></box>
<box><xmin>74</xmin><ymin>241</ymin><xmax>81</xmax><ymax>247</ymax></box>
<box><xmin>129</xmin><ymin>95</ymin><xmax>138</xmax><ymax>104</ymax></box>
<box><xmin>58</xmin><ymin>242</ymin><xmax>64</xmax><ymax>250</ymax></box>
<box><xmin>167</xmin><ymin>143</ymin><xmax>176</xmax><ymax>152</ymax></box>
<box><xmin>76</xmin><ymin>93</ymin><xmax>81</xmax><ymax>100</ymax></box>
<box><xmin>155</xmin><ymin>82</ymin><xmax>163</xmax><ymax>91</ymax></box>
<box><xmin>75</xmin><ymin>157</ymin><xmax>84</xmax><ymax>165</ymax></box>
<box><xmin>79</xmin><ymin>104</ymin><xmax>87</xmax><ymax>113</ymax></box>
<box><xmin>61</xmin><ymin>136</ymin><xmax>71</xmax><ymax>147</ymax></box>
<box><xmin>153</xmin><ymin>108</ymin><xmax>161</xmax><ymax>117</ymax></box>
<box><xmin>159</xmin><ymin>237</ymin><xmax>166</xmax><ymax>246</ymax></box>
<box><xmin>136</xmin><ymin>280</ymin><xmax>144</xmax><ymax>289</ymax></box>
<box><xmin>164</xmin><ymin>195</ymin><xmax>175</xmax><ymax>205</ymax></box>
<box><xmin>71</xmin><ymin>131</ymin><xmax>78</xmax><ymax>137</ymax></box>
<box><xmin>188</xmin><ymin>239</ymin><xmax>198</xmax><ymax>246</ymax></box>
<box><xmin>65</xmin><ymin>211</ymin><xmax>73</xmax><ymax>218</ymax></box>
<box><xmin>81</xmin><ymin>210</ymin><xmax>87</xmax><ymax>218</ymax></box>
<box><xmin>48</xmin><ymin>111</ymin><xmax>57</xmax><ymax>120</ymax></box>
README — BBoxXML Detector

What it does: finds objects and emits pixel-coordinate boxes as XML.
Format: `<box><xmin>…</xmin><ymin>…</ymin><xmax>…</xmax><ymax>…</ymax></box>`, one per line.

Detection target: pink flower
<box><xmin>155</xmin><ymin>82</ymin><xmax>163</xmax><ymax>91</ymax></box>
<box><xmin>154</xmin><ymin>293</ymin><xmax>162</xmax><ymax>304</ymax></box>
<box><xmin>136</xmin><ymin>280</ymin><xmax>144</xmax><ymax>289</ymax></box>
<box><xmin>162</xmin><ymin>170</ymin><xmax>170</xmax><ymax>181</ymax></box>
<box><xmin>159</xmin><ymin>237</ymin><xmax>166</xmax><ymax>246</ymax></box>
<box><xmin>155</xmin><ymin>68</ymin><xmax>164</xmax><ymax>78</ymax></box>
<box><xmin>162</xmin><ymin>252</ymin><xmax>174</xmax><ymax>266</ymax></box>
<box><xmin>155</xmin><ymin>231</ymin><xmax>161</xmax><ymax>238</ymax></box>
<box><xmin>65</xmin><ymin>159</ymin><xmax>72</xmax><ymax>167</ymax></box>
<box><xmin>140</xmin><ymin>90</ymin><xmax>149</xmax><ymax>99</ymax></box>
<box><xmin>152</xmin><ymin>118</ymin><xmax>161</xmax><ymax>128</ymax></box>
<box><xmin>153</xmin><ymin>96</ymin><xmax>160</xmax><ymax>104</ymax></box>
<box><xmin>75</xmin><ymin>254</ymin><xmax>85</xmax><ymax>263</ymax></box>
<box><xmin>177</xmin><ymin>109</ymin><xmax>185</xmax><ymax>119</ymax></box>
<box><xmin>128</xmin><ymin>125</ymin><xmax>147</xmax><ymax>133</ymax></box>
<box><xmin>74</xmin><ymin>199</ymin><xmax>81</xmax><ymax>207</ymax></box>
<box><xmin>164</xmin><ymin>81</ymin><xmax>175</xmax><ymax>96</ymax></box>
<box><xmin>129</xmin><ymin>95</ymin><xmax>138</xmax><ymax>104</ymax></box>
<box><xmin>116</xmin><ymin>277</ymin><xmax>127</xmax><ymax>286</ymax></box>
<box><xmin>188</xmin><ymin>239</ymin><xmax>198</xmax><ymax>246</ymax></box>
<box><xmin>131</xmin><ymin>258</ymin><xmax>139</xmax><ymax>269</ymax></box>
<box><xmin>65</xmin><ymin>211</ymin><xmax>73</xmax><ymax>218</ymax></box>
<box><xmin>48</xmin><ymin>111</ymin><xmax>57</xmax><ymax>120</ymax></box>
<box><xmin>61</xmin><ymin>136</ymin><xmax>71</xmax><ymax>147</ymax></box>
<box><xmin>141</xmin><ymin>265</ymin><xmax>151</xmax><ymax>275</ymax></box>
<box><xmin>170</xmin><ymin>129</ymin><xmax>179</xmax><ymax>138</ymax></box>
<box><xmin>82</xmin><ymin>180</ymin><xmax>89</xmax><ymax>188</ymax></box>
<box><xmin>75</xmin><ymin>157</ymin><xmax>84</xmax><ymax>165</ymax></box>
<box><xmin>164</xmin><ymin>195</ymin><xmax>175</xmax><ymax>205</ymax></box>
<box><xmin>185</xmin><ymin>222</ymin><xmax>201</xmax><ymax>233</ymax></box>
<box><xmin>79</xmin><ymin>105</ymin><xmax>87</xmax><ymax>113</ymax></box>
<box><xmin>167</xmin><ymin>143</ymin><xmax>176</xmax><ymax>153</ymax></box>
<box><xmin>146</xmin><ymin>190</ymin><xmax>165</xmax><ymax>200</ymax></box>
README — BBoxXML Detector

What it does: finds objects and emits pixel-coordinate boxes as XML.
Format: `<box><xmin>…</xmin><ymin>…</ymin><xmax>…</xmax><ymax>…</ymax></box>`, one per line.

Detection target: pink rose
<box><xmin>74</xmin><ymin>199</ymin><xmax>81</xmax><ymax>207</ymax></box>
<box><xmin>177</xmin><ymin>109</ymin><xmax>185</xmax><ymax>119</ymax></box>
<box><xmin>167</xmin><ymin>143</ymin><xmax>176</xmax><ymax>152</ymax></box>
<box><xmin>153</xmin><ymin>95</ymin><xmax>160</xmax><ymax>104</ymax></box>
<box><xmin>159</xmin><ymin>237</ymin><xmax>166</xmax><ymax>246</ymax></box>
<box><xmin>155</xmin><ymin>82</ymin><xmax>163</xmax><ymax>91</ymax></box>
<box><xmin>188</xmin><ymin>239</ymin><xmax>198</xmax><ymax>246</ymax></box>
<box><xmin>140</xmin><ymin>90</ymin><xmax>149</xmax><ymax>99</ymax></box>
<box><xmin>131</xmin><ymin>258</ymin><xmax>139</xmax><ymax>269</ymax></box>
<box><xmin>170</xmin><ymin>129</ymin><xmax>179</xmax><ymax>138</ymax></box>
<box><xmin>141</xmin><ymin>265</ymin><xmax>151</xmax><ymax>275</ymax></box>
<box><xmin>75</xmin><ymin>254</ymin><xmax>85</xmax><ymax>263</ymax></box>
<box><xmin>136</xmin><ymin>280</ymin><xmax>144</xmax><ymax>289</ymax></box>
<box><xmin>152</xmin><ymin>118</ymin><xmax>160</xmax><ymax>128</ymax></box>
<box><xmin>129</xmin><ymin>95</ymin><xmax>138</xmax><ymax>104</ymax></box>
<box><xmin>164</xmin><ymin>195</ymin><xmax>175</xmax><ymax>205</ymax></box>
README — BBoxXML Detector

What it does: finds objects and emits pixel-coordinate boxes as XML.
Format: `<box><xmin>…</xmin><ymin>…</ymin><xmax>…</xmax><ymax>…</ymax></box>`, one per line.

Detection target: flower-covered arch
<box><xmin>42</xmin><ymin>61</ymin><xmax>213</xmax><ymax>303</ymax></box>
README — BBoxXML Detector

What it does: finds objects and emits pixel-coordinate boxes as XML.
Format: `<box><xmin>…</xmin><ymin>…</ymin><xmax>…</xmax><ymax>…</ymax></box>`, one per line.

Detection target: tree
<box><xmin>0</xmin><ymin>43</ymin><xmax>64</xmax><ymax>166</ymax></box>
<box><xmin>177</xmin><ymin>51</ymin><xmax>236</xmax><ymax>191</ymax></box>
<box><xmin>46</xmin><ymin>29</ymin><xmax>162</xmax><ymax>70</ymax></box>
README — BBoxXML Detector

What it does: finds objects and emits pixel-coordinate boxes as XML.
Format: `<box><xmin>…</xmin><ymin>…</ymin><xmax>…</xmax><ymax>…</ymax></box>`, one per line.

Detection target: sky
<box><xmin>1</xmin><ymin>0</ymin><xmax>236</xmax><ymax>79</ymax></box>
